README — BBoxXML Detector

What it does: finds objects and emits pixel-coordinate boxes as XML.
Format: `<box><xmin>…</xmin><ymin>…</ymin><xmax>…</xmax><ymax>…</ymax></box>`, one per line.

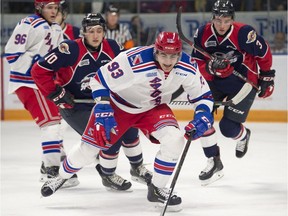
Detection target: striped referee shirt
<box><xmin>105</xmin><ymin>23</ymin><xmax>134</xmax><ymax>49</ymax></box>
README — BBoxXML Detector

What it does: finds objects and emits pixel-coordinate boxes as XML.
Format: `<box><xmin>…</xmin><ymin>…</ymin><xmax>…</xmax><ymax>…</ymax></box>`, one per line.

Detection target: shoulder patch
<box><xmin>58</xmin><ymin>43</ymin><xmax>70</xmax><ymax>54</ymax></box>
<box><xmin>130</xmin><ymin>54</ymin><xmax>143</xmax><ymax>65</ymax></box>
<box><xmin>246</xmin><ymin>30</ymin><xmax>257</xmax><ymax>43</ymax></box>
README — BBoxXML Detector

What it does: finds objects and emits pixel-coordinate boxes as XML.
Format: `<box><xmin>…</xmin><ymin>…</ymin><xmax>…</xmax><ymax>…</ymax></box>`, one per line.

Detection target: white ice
<box><xmin>1</xmin><ymin>121</ymin><xmax>287</xmax><ymax>216</ymax></box>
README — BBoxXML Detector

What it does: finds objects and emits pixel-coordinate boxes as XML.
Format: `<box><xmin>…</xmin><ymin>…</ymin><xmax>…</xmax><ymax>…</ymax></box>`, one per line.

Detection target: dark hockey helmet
<box><xmin>59</xmin><ymin>0</ymin><xmax>68</xmax><ymax>14</ymax></box>
<box><xmin>212</xmin><ymin>0</ymin><xmax>235</xmax><ymax>19</ymax></box>
<box><xmin>154</xmin><ymin>32</ymin><xmax>182</xmax><ymax>54</ymax></box>
<box><xmin>81</xmin><ymin>13</ymin><xmax>106</xmax><ymax>32</ymax></box>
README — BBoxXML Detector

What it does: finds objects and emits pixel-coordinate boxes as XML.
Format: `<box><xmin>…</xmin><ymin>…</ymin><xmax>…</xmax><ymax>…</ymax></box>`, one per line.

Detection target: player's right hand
<box><xmin>47</xmin><ymin>85</ymin><xmax>74</xmax><ymax>109</ymax></box>
<box><xmin>206</xmin><ymin>56</ymin><xmax>234</xmax><ymax>78</ymax></box>
<box><xmin>93</xmin><ymin>103</ymin><xmax>118</xmax><ymax>149</ymax></box>
<box><xmin>185</xmin><ymin>111</ymin><xmax>213</xmax><ymax>140</ymax></box>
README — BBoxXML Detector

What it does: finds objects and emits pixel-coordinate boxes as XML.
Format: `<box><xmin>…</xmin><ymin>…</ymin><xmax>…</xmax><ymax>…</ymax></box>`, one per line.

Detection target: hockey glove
<box><xmin>185</xmin><ymin>111</ymin><xmax>213</xmax><ymax>140</ymax></box>
<box><xmin>258</xmin><ymin>69</ymin><xmax>275</xmax><ymax>98</ymax></box>
<box><xmin>206</xmin><ymin>56</ymin><xmax>234</xmax><ymax>78</ymax></box>
<box><xmin>94</xmin><ymin>103</ymin><xmax>118</xmax><ymax>149</ymax></box>
<box><xmin>47</xmin><ymin>85</ymin><xmax>74</xmax><ymax>109</ymax></box>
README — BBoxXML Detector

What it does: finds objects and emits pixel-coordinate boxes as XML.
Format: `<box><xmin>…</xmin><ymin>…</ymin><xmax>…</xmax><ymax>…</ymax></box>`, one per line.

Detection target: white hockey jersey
<box><xmin>90</xmin><ymin>46</ymin><xmax>214</xmax><ymax>114</ymax></box>
<box><xmin>5</xmin><ymin>14</ymin><xmax>63</xmax><ymax>94</ymax></box>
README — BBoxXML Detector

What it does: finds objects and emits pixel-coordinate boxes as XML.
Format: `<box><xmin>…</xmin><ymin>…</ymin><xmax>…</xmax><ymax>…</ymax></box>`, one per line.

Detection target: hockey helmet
<box><xmin>82</xmin><ymin>13</ymin><xmax>106</xmax><ymax>32</ymax></box>
<box><xmin>59</xmin><ymin>0</ymin><xmax>68</xmax><ymax>14</ymax></box>
<box><xmin>106</xmin><ymin>5</ymin><xmax>120</xmax><ymax>15</ymax></box>
<box><xmin>154</xmin><ymin>32</ymin><xmax>182</xmax><ymax>54</ymax></box>
<box><xmin>35</xmin><ymin>0</ymin><xmax>61</xmax><ymax>10</ymax></box>
<box><xmin>212</xmin><ymin>0</ymin><xmax>235</xmax><ymax>19</ymax></box>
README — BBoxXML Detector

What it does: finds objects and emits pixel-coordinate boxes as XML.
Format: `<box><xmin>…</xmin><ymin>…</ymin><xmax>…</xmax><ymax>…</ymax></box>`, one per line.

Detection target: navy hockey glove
<box><xmin>94</xmin><ymin>103</ymin><xmax>118</xmax><ymax>149</ymax></box>
<box><xmin>206</xmin><ymin>56</ymin><xmax>234</xmax><ymax>78</ymax></box>
<box><xmin>47</xmin><ymin>85</ymin><xmax>74</xmax><ymax>109</ymax></box>
<box><xmin>185</xmin><ymin>111</ymin><xmax>213</xmax><ymax>140</ymax></box>
<box><xmin>258</xmin><ymin>69</ymin><xmax>275</xmax><ymax>98</ymax></box>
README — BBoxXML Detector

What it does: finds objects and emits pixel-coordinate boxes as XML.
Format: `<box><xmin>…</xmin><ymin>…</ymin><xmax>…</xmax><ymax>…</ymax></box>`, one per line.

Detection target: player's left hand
<box><xmin>258</xmin><ymin>69</ymin><xmax>275</xmax><ymax>98</ymax></box>
<box><xmin>206</xmin><ymin>56</ymin><xmax>234</xmax><ymax>78</ymax></box>
<box><xmin>185</xmin><ymin>111</ymin><xmax>213</xmax><ymax>140</ymax></box>
<box><xmin>93</xmin><ymin>103</ymin><xmax>118</xmax><ymax>149</ymax></box>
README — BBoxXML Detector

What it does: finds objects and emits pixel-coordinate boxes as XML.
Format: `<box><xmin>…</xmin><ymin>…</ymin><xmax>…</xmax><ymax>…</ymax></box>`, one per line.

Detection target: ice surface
<box><xmin>1</xmin><ymin>121</ymin><xmax>287</xmax><ymax>216</ymax></box>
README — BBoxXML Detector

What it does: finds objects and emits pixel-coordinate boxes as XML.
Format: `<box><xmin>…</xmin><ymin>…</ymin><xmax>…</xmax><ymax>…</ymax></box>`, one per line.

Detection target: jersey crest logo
<box><xmin>246</xmin><ymin>30</ymin><xmax>257</xmax><ymax>43</ymax></box>
<box><xmin>58</xmin><ymin>43</ymin><xmax>70</xmax><ymax>54</ymax></box>
<box><xmin>130</xmin><ymin>54</ymin><xmax>143</xmax><ymax>66</ymax></box>
<box><xmin>204</xmin><ymin>41</ymin><xmax>217</xmax><ymax>47</ymax></box>
<box><xmin>79</xmin><ymin>59</ymin><xmax>90</xmax><ymax>67</ymax></box>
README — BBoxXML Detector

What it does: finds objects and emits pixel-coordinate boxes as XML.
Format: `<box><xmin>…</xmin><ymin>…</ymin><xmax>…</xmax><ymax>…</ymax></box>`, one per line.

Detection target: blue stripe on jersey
<box><xmin>188</xmin><ymin>91</ymin><xmax>213</xmax><ymax>104</ymax></box>
<box><xmin>9</xmin><ymin>79</ymin><xmax>35</xmax><ymax>84</ymax></box>
<box><xmin>97</xmin><ymin>70</ymin><xmax>110</xmax><ymax>90</ymax></box>
<box><xmin>33</xmin><ymin>20</ymin><xmax>46</xmax><ymax>28</ymax></box>
<box><xmin>62</xmin><ymin>158</ymin><xmax>81</xmax><ymax>174</ymax></box>
<box><xmin>92</xmin><ymin>89</ymin><xmax>110</xmax><ymax>99</ymax></box>
<box><xmin>132</xmin><ymin>65</ymin><xmax>158</xmax><ymax>73</ymax></box>
<box><xmin>175</xmin><ymin>64</ymin><xmax>196</xmax><ymax>74</ymax></box>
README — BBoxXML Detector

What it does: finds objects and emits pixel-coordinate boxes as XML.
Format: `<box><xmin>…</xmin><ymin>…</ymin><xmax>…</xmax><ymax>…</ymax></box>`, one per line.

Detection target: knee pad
<box><xmin>219</xmin><ymin>117</ymin><xmax>242</xmax><ymax>138</ymax></box>
<box><xmin>152</xmin><ymin>126</ymin><xmax>185</xmax><ymax>161</ymax></box>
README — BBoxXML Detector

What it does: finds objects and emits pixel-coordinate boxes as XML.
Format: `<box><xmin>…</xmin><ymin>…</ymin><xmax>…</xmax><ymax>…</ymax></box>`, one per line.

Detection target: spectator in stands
<box><xmin>130</xmin><ymin>15</ymin><xmax>148</xmax><ymax>46</ymax></box>
<box><xmin>271</xmin><ymin>32</ymin><xmax>287</xmax><ymax>54</ymax></box>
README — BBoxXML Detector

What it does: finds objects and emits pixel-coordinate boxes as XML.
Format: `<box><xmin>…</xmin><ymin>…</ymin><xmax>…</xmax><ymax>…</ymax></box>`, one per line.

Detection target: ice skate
<box><xmin>39</xmin><ymin>161</ymin><xmax>47</xmax><ymax>182</ymax></box>
<box><xmin>46</xmin><ymin>166</ymin><xmax>80</xmax><ymax>189</ymax></box>
<box><xmin>236</xmin><ymin>128</ymin><xmax>251</xmax><ymax>158</ymax></box>
<box><xmin>147</xmin><ymin>183</ymin><xmax>182</xmax><ymax>212</ymax></box>
<box><xmin>41</xmin><ymin>176</ymin><xmax>67</xmax><ymax>197</ymax></box>
<box><xmin>130</xmin><ymin>164</ymin><xmax>153</xmax><ymax>184</ymax></box>
<box><xmin>199</xmin><ymin>156</ymin><xmax>224</xmax><ymax>186</ymax></box>
<box><xmin>96</xmin><ymin>164</ymin><xmax>132</xmax><ymax>192</ymax></box>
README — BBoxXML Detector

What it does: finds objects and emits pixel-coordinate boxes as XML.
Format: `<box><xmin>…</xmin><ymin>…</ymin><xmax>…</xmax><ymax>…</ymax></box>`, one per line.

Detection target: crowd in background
<box><xmin>2</xmin><ymin>0</ymin><xmax>287</xmax><ymax>53</ymax></box>
<box><xmin>3</xmin><ymin>0</ymin><xmax>288</xmax><ymax>13</ymax></box>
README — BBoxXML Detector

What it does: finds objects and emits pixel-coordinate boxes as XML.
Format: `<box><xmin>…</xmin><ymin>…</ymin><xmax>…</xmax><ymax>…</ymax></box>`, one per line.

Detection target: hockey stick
<box><xmin>160</xmin><ymin>130</ymin><xmax>195</xmax><ymax>216</ymax></box>
<box><xmin>176</xmin><ymin>6</ymin><xmax>259</xmax><ymax>92</ymax></box>
<box><xmin>73</xmin><ymin>99</ymin><xmax>95</xmax><ymax>103</ymax></box>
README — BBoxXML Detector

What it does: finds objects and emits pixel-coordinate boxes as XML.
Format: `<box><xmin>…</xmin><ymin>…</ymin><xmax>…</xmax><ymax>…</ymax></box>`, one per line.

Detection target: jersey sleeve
<box><xmin>5</xmin><ymin>19</ymin><xmax>38</xmax><ymax>74</ymax></box>
<box><xmin>238</xmin><ymin>25</ymin><xmax>273</xmax><ymax>71</ymax></box>
<box><xmin>31</xmin><ymin>40</ymin><xmax>79</xmax><ymax>96</ymax></box>
<box><xmin>90</xmin><ymin>51</ymin><xmax>134</xmax><ymax>99</ymax></box>
<box><xmin>181</xmin><ymin>58</ymin><xmax>214</xmax><ymax>113</ymax></box>
<box><xmin>191</xmin><ymin>25</ymin><xmax>214</xmax><ymax>81</ymax></box>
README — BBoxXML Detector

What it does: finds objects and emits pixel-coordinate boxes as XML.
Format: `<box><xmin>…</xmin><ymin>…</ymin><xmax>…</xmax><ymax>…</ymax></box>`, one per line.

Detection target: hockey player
<box><xmin>40</xmin><ymin>31</ymin><xmax>214</xmax><ymax>211</ymax></box>
<box><xmin>32</xmin><ymin>13</ymin><xmax>152</xmax><ymax>191</ymax></box>
<box><xmin>4</xmin><ymin>0</ymin><xmax>79</xmax><ymax>187</ymax></box>
<box><xmin>55</xmin><ymin>0</ymin><xmax>81</xmax><ymax>40</ymax></box>
<box><xmin>191</xmin><ymin>0</ymin><xmax>275</xmax><ymax>185</ymax></box>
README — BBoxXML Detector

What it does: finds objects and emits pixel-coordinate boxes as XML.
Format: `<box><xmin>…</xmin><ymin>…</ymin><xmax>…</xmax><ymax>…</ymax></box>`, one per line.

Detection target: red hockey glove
<box><xmin>93</xmin><ymin>103</ymin><xmax>118</xmax><ymax>149</ymax></box>
<box><xmin>206</xmin><ymin>56</ymin><xmax>234</xmax><ymax>78</ymax></box>
<box><xmin>258</xmin><ymin>69</ymin><xmax>275</xmax><ymax>98</ymax></box>
<box><xmin>47</xmin><ymin>85</ymin><xmax>74</xmax><ymax>109</ymax></box>
<box><xmin>184</xmin><ymin>111</ymin><xmax>213</xmax><ymax>140</ymax></box>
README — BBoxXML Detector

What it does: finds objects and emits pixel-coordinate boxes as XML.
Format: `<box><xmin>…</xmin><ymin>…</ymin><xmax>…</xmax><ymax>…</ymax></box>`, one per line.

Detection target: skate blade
<box><xmin>61</xmin><ymin>178</ymin><xmax>80</xmax><ymax>189</ymax></box>
<box><xmin>105</xmin><ymin>186</ymin><xmax>133</xmax><ymax>193</ymax></box>
<box><xmin>131</xmin><ymin>176</ymin><xmax>147</xmax><ymax>185</ymax></box>
<box><xmin>154</xmin><ymin>202</ymin><xmax>182</xmax><ymax>212</ymax></box>
<box><xmin>201</xmin><ymin>170</ymin><xmax>224</xmax><ymax>186</ymax></box>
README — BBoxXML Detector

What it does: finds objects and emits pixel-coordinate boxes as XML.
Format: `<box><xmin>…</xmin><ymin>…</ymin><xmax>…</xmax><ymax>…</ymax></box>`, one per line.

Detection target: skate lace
<box><xmin>236</xmin><ymin>138</ymin><xmax>246</xmax><ymax>152</ymax></box>
<box><xmin>156</xmin><ymin>187</ymin><xmax>170</xmax><ymax>200</ymax></box>
<box><xmin>136</xmin><ymin>164</ymin><xmax>152</xmax><ymax>177</ymax></box>
<box><xmin>109</xmin><ymin>174</ymin><xmax>126</xmax><ymax>186</ymax></box>
<box><xmin>202</xmin><ymin>157</ymin><xmax>215</xmax><ymax>173</ymax></box>
<box><xmin>44</xmin><ymin>177</ymin><xmax>65</xmax><ymax>192</ymax></box>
